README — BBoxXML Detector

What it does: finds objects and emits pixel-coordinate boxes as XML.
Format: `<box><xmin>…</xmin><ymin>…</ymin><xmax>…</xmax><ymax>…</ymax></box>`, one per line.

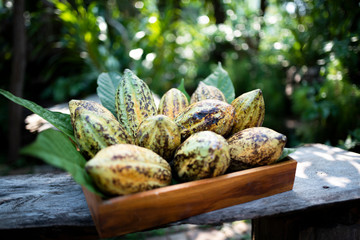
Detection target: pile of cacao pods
<box><xmin>69</xmin><ymin>69</ymin><xmax>287</xmax><ymax>196</ymax></box>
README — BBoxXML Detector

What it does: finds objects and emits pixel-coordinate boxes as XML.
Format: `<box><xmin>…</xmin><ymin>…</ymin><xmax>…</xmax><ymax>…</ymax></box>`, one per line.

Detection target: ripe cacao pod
<box><xmin>230</xmin><ymin>89</ymin><xmax>265</xmax><ymax>135</ymax></box>
<box><xmin>85</xmin><ymin>144</ymin><xmax>172</xmax><ymax>196</ymax></box>
<box><xmin>190</xmin><ymin>82</ymin><xmax>226</xmax><ymax>104</ymax></box>
<box><xmin>157</xmin><ymin>88</ymin><xmax>189</xmax><ymax>119</ymax></box>
<box><xmin>69</xmin><ymin>100</ymin><xmax>133</xmax><ymax>159</ymax></box>
<box><xmin>135</xmin><ymin>115</ymin><xmax>181</xmax><ymax>161</ymax></box>
<box><xmin>173</xmin><ymin>131</ymin><xmax>230</xmax><ymax>182</ymax></box>
<box><xmin>175</xmin><ymin>99</ymin><xmax>235</xmax><ymax>140</ymax></box>
<box><xmin>115</xmin><ymin>69</ymin><xmax>157</xmax><ymax>140</ymax></box>
<box><xmin>227</xmin><ymin>127</ymin><xmax>287</xmax><ymax>171</ymax></box>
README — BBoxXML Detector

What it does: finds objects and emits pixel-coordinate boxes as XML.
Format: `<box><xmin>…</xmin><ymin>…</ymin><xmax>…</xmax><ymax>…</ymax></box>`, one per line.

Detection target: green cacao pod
<box><xmin>85</xmin><ymin>144</ymin><xmax>172</xmax><ymax>196</ymax></box>
<box><xmin>230</xmin><ymin>89</ymin><xmax>265</xmax><ymax>135</ymax></box>
<box><xmin>175</xmin><ymin>99</ymin><xmax>235</xmax><ymax>140</ymax></box>
<box><xmin>190</xmin><ymin>82</ymin><xmax>226</xmax><ymax>104</ymax></box>
<box><xmin>227</xmin><ymin>127</ymin><xmax>287</xmax><ymax>171</ymax></box>
<box><xmin>173</xmin><ymin>131</ymin><xmax>230</xmax><ymax>182</ymax></box>
<box><xmin>135</xmin><ymin>115</ymin><xmax>181</xmax><ymax>161</ymax></box>
<box><xmin>69</xmin><ymin>100</ymin><xmax>133</xmax><ymax>159</ymax></box>
<box><xmin>157</xmin><ymin>88</ymin><xmax>189</xmax><ymax>119</ymax></box>
<box><xmin>115</xmin><ymin>69</ymin><xmax>157</xmax><ymax>140</ymax></box>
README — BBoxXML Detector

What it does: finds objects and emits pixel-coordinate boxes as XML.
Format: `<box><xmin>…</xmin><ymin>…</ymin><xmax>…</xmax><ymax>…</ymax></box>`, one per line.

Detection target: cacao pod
<box><xmin>85</xmin><ymin>144</ymin><xmax>172</xmax><ymax>196</ymax></box>
<box><xmin>115</xmin><ymin>69</ymin><xmax>157</xmax><ymax>140</ymax></box>
<box><xmin>230</xmin><ymin>89</ymin><xmax>265</xmax><ymax>135</ymax></box>
<box><xmin>175</xmin><ymin>99</ymin><xmax>235</xmax><ymax>140</ymax></box>
<box><xmin>173</xmin><ymin>131</ymin><xmax>230</xmax><ymax>182</ymax></box>
<box><xmin>157</xmin><ymin>88</ymin><xmax>189</xmax><ymax>119</ymax></box>
<box><xmin>227</xmin><ymin>127</ymin><xmax>287</xmax><ymax>171</ymax></box>
<box><xmin>190</xmin><ymin>82</ymin><xmax>226</xmax><ymax>104</ymax></box>
<box><xmin>69</xmin><ymin>100</ymin><xmax>133</xmax><ymax>159</ymax></box>
<box><xmin>135</xmin><ymin>115</ymin><xmax>181</xmax><ymax>161</ymax></box>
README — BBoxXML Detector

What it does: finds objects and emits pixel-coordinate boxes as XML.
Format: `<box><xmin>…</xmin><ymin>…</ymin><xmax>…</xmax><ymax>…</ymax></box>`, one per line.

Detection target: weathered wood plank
<box><xmin>0</xmin><ymin>173</ymin><xmax>93</xmax><ymax>229</ymax></box>
<box><xmin>0</xmin><ymin>144</ymin><xmax>359</xmax><ymax>235</ymax></box>
<box><xmin>176</xmin><ymin>144</ymin><xmax>360</xmax><ymax>225</ymax></box>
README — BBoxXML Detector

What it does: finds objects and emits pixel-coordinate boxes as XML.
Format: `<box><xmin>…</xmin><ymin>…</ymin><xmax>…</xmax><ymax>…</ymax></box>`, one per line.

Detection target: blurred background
<box><xmin>0</xmin><ymin>0</ymin><xmax>360</xmax><ymax>172</ymax></box>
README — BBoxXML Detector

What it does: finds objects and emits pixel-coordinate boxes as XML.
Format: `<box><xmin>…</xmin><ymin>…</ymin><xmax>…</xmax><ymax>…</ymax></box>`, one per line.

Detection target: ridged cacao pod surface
<box><xmin>85</xmin><ymin>144</ymin><xmax>172</xmax><ymax>196</ymax></box>
<box><xmin>227</xmin><ymin>127</ymin><xmax>286</xmax><ymax>171</ymax></box>
<box><xmin>175</xmin><ymin>99</ymin><xmax>235</xmax><ymax>140</ymax></box>
<box><xmin>190</xmin><ymin>82</ymin><xmax>226</xmax><ymax>104</ymax></box>
<box><xmin>115</xmin><ymin>69</ymin><xmax>157</xmax><ymax>140</ymax></box>
<box><xmin>230</xmin><ymin>89</ymin><xmax>265</xmax><ymax>135</ymax></box>
<box><xmin>173</xmin><ymin>131</ymin><xmax>230</xmax><ymax>182</ymax></box>
<box><xmin>69</xmin><ymin>100</ymin><xmax>133</xmax><ymax>159</ymax></box>
<box><xmin>135</xmin><ymin>115</ymin><xmax>181</xmax><ymax>161</ymax></box>
<box><xmin>157</xmin><ymin>88</ymin><xmax>189</xmax><ymax>119</ymax></box>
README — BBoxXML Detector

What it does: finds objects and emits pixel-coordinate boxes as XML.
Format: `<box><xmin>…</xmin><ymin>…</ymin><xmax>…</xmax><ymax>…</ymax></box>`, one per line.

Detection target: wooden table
<box><xmin>1</xmin><ymin>144</ymin><xmax>359</xmax><ymax>239</ymax></box>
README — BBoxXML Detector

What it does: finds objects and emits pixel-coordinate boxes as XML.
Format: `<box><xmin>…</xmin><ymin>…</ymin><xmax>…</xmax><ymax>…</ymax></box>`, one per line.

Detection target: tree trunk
<box><xmin>211</xmin><ymin>0</ymin><xmax>226</xmax><ymax>24</ymax></box>
<box><xmin>8</xmin><ymin>0</ymin><xmax>26</xmax><ymax>163</ymax></box>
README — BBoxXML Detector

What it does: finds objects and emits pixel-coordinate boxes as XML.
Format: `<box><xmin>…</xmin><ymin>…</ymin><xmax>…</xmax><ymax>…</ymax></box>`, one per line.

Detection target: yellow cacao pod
<box><xmin>85</xmin><ymin>144</ymin><xmax>172</xmax><ymax>196</ymax></box>
<box><xmin>173</xmin><ymin>131</ymin><xmax>230</xmax><ymax>182</ymax></box>
<box><xmin>230</xmin><ymin>89</ymin><xmax>265</xmax><ymax>135</ymax></box>
<box><xmin>135</xmin><ymin>115</ymin><xmax>181</xmax><ymax>161</ymax></box>
<box><xmin>190</xmin><ymin>82</ymin><xmax>226</xmax><ymax>104</ymax></box>
<box><xmin>157</xmin><ymin>88</ymin><xmax>189</xmax><ymax>119</ymax></box>
<box><xmin>227</xmin><ymin>127</ymin><xmax>287</xmax><ymax>171</ymax></box>
<box><xmin>69</xmin><ymin>100</ymin><xmax>133</xmax><ymax>159</ymax></box>
<box><xmin>175</xmin><ymin>99</ymin><xmax>235</xmax><ymax>140</ymax></box>
<box><xmin>115</xmin><ymin>69</ymin><xmax>157</xmax><ymax>140</ymax></box>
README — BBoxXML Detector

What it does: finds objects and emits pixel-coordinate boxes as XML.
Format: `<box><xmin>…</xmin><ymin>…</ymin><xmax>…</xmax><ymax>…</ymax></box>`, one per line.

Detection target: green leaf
<box><xmin>0</xmin><ymin>89</ymin><xmax>75</xmax><ymax>142</ymax></box>
<box><xmin>96</xmin><ymin>72</ymin><xmax>122</xmax><ymax>117</ymax></box>
<box><xmin>202</xmin><ymin>62</ymin><xmax>235</xmax><ymax>103</ymax></box>
<box><xmin>21</xmin><ymin>129</ymin><xmax>104</xmax><ymax>197</ymax></box>
<box><xmin>177</xmin><ymin>78</ymin><xmax>191</xmax><ymax>102</ymax></box>
<box><xmin>277</xmin><ymin>148</ymin><xmax>297</xmax><ymax>162</ymax></box>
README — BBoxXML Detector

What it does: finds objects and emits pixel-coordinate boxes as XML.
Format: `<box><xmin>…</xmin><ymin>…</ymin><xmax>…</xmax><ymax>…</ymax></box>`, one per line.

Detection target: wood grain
<box><xmin>83</xmin><ymin>158</ymin><xmax>297</xmax><ymax>238</ymax></box>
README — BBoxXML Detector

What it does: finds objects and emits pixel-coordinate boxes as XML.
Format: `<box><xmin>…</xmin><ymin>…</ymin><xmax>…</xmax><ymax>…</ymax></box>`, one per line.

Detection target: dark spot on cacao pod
<box><xmin>112</xmin><ymin>179</ymin><xmax>118</xmax><ymax>185</ymax></box>
<box><xmin>83</xmin><ymin>102</ymin><xmax>97</xmax><ymax>112</ymax></box>
<box><xmin>209</xmin><ymin>155</ymin><xmax>220</xmax><ymax>173</ymax></box>
<box><xmin>111</xmin><ymin>154</ymin><xmax>132</xmax><ymax>161</ymax></box>
<box><xmin>276</xmin><ymin>134</ymin><xmax>287</xmax><ymax>143</ymax></box>
<box><xmin>126</xmin><ymin>101</ymin><xmax>135</xmax><ymax>113</ymax></box>
<box><xmin>152</xmin><ymin>169</ymin><xmax>171</xmax><ymax>181</ymax></box>
<box><xmin>259</xmin><ymin>154</ymin><xmax>272</xmax><ymax>164</ymax></box>
<box><xmin>89</xmin><ymin>145</ymin><xmax>97</xmax><ymax>152</ymax></box>
<box><xmin>135</xmin><ymin>166</ymin><xmax>151</xmax><ymax>178</ymax></box>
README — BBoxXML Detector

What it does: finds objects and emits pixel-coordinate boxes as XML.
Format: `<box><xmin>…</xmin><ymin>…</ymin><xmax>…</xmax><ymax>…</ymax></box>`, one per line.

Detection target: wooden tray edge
<box><xmin>83</xmin><ymin>157</ymin><xmax>297</xmax><ymax>238</ymax></box>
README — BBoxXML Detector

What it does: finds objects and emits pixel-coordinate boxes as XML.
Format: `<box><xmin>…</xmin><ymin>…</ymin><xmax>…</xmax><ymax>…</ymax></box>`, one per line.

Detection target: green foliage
<box><xmin>21</xmin><ymin>129</ymin><xmax>104</xmax><ymax>197</ymax></box>
<box><xmin>338</xmin><ymin>128</ymin><xmax>360</xmax><ymax>151</ymax></box>
<box><xmin>52</xmin><ymin>0</ymin><xmax>117</xmax><ymax>73</ymax></box>
<box><xmin>202</xmin><ymin>62</ymin><xmax>235</xmax><ymax>103</ymax></box>
<box><xmin>177</xmin><ymin>63</ymin><xmax>236</xmax><ymax>104</ymax></box>
<box><xmin>1</xmin><ymin>0</ymin><xmax>360</xmax><ymax>162</ymax></box>
<box><xmin>292</xmin><ymin>79</ymin><xmax>360</xmax><ymax>145</ymax></box>
<box><xmin>277</xmin><ymin>148</ymin><xmax>297</xmax><ymax>162</ymax></box>
<box><xmin>96</xmin><ymin>72</ymin><xmax>122</xmax><ymax>117</ymax></box>
<box><xmin>177</xmin><ymin>78</ymin><xmax>190</xmax><ymax>102</ymax></box>
<box><xmin>260</xmin><ymin>0</ymin><xmax>360</xmax><ymax>147</ymax></box>
<box><xmin>0</xmin><ymin>89</ymin><xmax>75</xmax><ymax>142</ymax></box>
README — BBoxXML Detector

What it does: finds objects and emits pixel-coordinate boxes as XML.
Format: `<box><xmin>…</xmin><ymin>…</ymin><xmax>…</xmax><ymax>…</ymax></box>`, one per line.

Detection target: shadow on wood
<box><xmin>252</xmin><ymin>199</ymin><xmax>360</xmax><ymax>240</ymax></box>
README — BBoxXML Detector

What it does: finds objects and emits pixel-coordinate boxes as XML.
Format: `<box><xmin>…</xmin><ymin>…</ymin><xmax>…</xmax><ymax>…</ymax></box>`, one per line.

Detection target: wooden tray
<box><xmin>82</xmin><ymin>157</ymin><xmax>297</xmax><ymax>238</ymax></box>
